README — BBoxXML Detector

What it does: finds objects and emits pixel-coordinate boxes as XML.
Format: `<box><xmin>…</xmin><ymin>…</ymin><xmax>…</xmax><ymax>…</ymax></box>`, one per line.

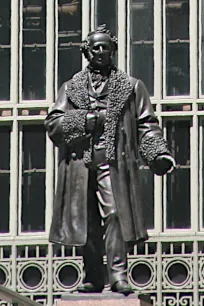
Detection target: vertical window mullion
<box><xmin>54</xmin><ymin>0</ymin><xmax>58</xmax><ymax>99</ymax></box>
<box><xmin>163</xmin><ymin>123</ymin><xmax>167</xmax><ymax>231</ymax></box>
<box><xmin>90</xmin><ymin>0</ymin><xmax>95</xmax><ymax>31</ymax></box>
<box><xmin>82</xmin><ymin>0</ymin><xmax>90</xmax><ymax>69</ymax></box>
<box><xmin>118</xmin><ymin>0</ymin><xmax>125</xmax><ymax>71</ymax></box>
<box><xmin>19</xmin><ymin>0</ymin><xmax>23</xmax><ymax>102</ymax></box>
<box><xmin>45</xmin><ymin>0</ymin><xmax>54</xmax><ymax>234</ymax></box>
<box><xmin>162</xmin><ymin>0</ymin><xmax>167</xmax><ymax>98</ymax></box>
<box><xmin>199</xmin><ymin>0</ymin><xmax>204</xmax><ymax>96</ymax></box>
<box><xmin>190</xmin><ymin>1</ymin><xmax>198</xmax><ymax>234</ymax></box>
<box><xmin>154</xmin><ymin>0</ymin><xmax>163</xmax><ymax>235</ymax></box>
<box><xmin>46</xmin><ymin>0</ymin><xmax>55</xmax><ymax>102</ymax></box>
<box><xmin>190</xmin><ymin>115</ymin><xmax>198</xmax><ymax>232</ymax></box>
<box><xmin>154</xmin><ymin>0</ymin><xmax>162</xmax><ymax>100</ymax></box>
<box><xmin>10</xmin><ymin>0</ymin><xmax>19</xmax><ymax>104</ymax></box>
<box><xmin>10</xmin><ymin>121</ymin><xmax>18</xmax><ymax>237</ymax></box>
<box><xmin>199</xmin><ymin>120</ymin><xmax>203</xmax><ymax>229</ymax></box>
<box><xmin>18</xmin><ymin>125</ymin><xmax>23</xmax><ymax>234</ymax></box>
<box><xmin>189</xmin><ymin>0</ymin><xmax>198</xmax><ymax>99</ymax></box>
<box><xmin>10</xmin><ymin>0</ymin><xmax>19</xmax><ymax>238</ymax></box>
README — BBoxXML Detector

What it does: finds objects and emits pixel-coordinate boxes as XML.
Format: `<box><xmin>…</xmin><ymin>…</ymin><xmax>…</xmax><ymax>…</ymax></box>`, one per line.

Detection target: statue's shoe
<box><xmin>111</xmin><ymin>280</ymin><xmax>134</xmax><ymax>296</ymax></box>
<box><xmin>77</xmin><ymin>282</ymin><xmax>104</xmax><ymax>293</ymax></box>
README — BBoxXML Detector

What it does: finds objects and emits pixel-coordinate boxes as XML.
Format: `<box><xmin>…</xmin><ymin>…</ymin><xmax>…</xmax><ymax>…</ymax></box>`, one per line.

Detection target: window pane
<box><xmin>22</xmin><ymin>0</ymin><xmax>46</xmax><ymax>100</ymax></box>
<box><xmin>0</xmin><ymin>1</ymin><xmax>11</xmax><ymax>100</ymax></box>
<box><xmin>165</xmin><ymin>0</ymin><xmax>190</xmax><ymax>96</ymax></box>
<box><xmin>130</xmin><ymin>0</ymin><xmax>154</xmax><ymax>96</ymax></box>
<box><xmin>0</xmin><ymin>126</ymin><xmax>11</xmax><ymax>233</ymax></box>
<box><xmin>165</xmin><ymin>120</ymin><xmax>191</xmax><ymax>229</ymax></box>
<box><xmin>58</xmin><ymin>0</ymin><xmax>82</xmax><ymax>87</ymax></box>
<box><xmin>21</xmin><ymin>125</ymin><xmax>46</xmax><ymax>232</ymax></box>
<box><xmin>95</xmin><ymin>0</ymin><xmax>117</xmax><ymax>36</ymax></box>
<box><xmin>139</xmin><ymin>168</ymin><xmax>154</xmax><ymax>230</ymax></box>
<box><xmin>199</xmin><ymin>120</ymin><xmax>204</xmax><ymax>228</ymax></box>
<box><xmin>201</xmin><ymin>0</ymin><xmax>204</xmax><ymax>94</ymax></box>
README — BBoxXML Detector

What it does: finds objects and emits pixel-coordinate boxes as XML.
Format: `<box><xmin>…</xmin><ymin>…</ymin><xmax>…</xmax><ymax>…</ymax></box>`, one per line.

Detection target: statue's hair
<box><xmin>80</xmin><ymin>24</ymin><xmax>118</xmax><ymax>59</ymax></box>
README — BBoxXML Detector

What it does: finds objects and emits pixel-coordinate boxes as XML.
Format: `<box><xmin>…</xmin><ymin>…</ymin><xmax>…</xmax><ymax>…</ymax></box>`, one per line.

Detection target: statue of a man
<box><xmin>45</xmin><ymin>25</ymin><xmax>175</xmax><ymax>295</ymax></box>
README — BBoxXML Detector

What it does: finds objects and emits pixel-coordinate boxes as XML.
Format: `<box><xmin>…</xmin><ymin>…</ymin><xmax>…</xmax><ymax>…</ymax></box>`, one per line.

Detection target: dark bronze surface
<box><xmin>45</xmin><ymin>24</ymin><xmax>175</xmax><ymax>294</ymax></box>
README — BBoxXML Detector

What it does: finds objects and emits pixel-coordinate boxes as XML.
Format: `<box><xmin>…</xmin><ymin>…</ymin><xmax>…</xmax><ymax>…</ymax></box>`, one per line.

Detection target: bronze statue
<box><xmin>45</xmin><ymin>25</ymin><xmax>175</xmax><ymax>295</ymax></box>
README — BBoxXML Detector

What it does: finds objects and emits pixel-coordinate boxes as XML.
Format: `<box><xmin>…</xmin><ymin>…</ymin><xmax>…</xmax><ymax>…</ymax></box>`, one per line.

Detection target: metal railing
<box><xmin>0</xmin><ymin>285</ymin><xmax>41</xmax><ymax>306</ymax></box>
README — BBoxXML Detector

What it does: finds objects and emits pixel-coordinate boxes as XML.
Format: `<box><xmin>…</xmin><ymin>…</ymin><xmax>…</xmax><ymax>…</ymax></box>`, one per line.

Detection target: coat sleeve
<box><xmin>134</xmin><ymin>79</ymin><xmax>174</xmax><ymax>174</ymax></box>
<box><xmin>44</xmin><ymin>81</ymin><xmax>89</xmax><ymax>147</ymax></box>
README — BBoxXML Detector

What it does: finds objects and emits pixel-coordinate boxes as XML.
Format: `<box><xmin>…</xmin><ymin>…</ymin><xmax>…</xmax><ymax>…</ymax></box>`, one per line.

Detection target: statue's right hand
<box><xmin>86</xmin><ymin>111</ymin><xmax>97</xmax><ymax>133</ymax></box>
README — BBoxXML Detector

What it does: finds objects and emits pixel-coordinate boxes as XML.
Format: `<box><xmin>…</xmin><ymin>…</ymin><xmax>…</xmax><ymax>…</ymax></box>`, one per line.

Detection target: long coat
<box><xmin>45</xmin><ymin>69</ymin><xmax>170</xmax><ymax>246</ymax></box>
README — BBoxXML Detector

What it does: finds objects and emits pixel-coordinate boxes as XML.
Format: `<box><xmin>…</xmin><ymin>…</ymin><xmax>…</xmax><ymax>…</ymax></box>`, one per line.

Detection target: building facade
<box><xmin>0</xmin><ymin>0</ymin><xmax>203</xmax><ymax>305</ymax></box>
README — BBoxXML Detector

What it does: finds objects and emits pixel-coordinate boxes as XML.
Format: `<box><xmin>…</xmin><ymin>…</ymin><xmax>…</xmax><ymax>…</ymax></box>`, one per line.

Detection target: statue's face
<box><xmin>88</xmin><ymin>33</ymin><xmax>113</xmax><ymax>69</ymax></box>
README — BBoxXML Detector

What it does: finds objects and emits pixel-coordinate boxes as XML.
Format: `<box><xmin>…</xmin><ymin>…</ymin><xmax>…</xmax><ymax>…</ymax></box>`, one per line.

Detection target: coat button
<box><xmin>122</xmin><ymin>152</ymin><xmax>125</xmax><ymax>157</ymax></box>
<box><xmin>71</xmin><ymin>152</ymin><xmax>77</xmax><ymax>159</ymax></box>
<box><xmin>121</xmin><ymin>127</ymin><xmax>125</xmax><ymax>132</ymax></box>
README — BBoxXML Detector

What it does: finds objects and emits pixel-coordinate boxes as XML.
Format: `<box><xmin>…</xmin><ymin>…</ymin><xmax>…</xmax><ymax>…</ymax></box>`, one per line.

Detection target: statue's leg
<box><xmin>104</xmin><ymin>213</ymin><xmax>127</xmax><ymax>286</ymax></box>
<box><xmin>96</xmin><ymin>163</ymin><xmax>132</xmax><ymax>293</ymax></box>
<box><xmin>78</xmin><ymin>170</ymin><xmax>105</xmax><ymax>292</ymax></box>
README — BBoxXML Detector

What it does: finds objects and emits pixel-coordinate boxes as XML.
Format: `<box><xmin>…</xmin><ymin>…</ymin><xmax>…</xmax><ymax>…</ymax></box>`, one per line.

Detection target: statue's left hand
<box><xmin>153</xmin><ymin>155</ymin><xmax>176</xmax><ymax>176</ymax></box>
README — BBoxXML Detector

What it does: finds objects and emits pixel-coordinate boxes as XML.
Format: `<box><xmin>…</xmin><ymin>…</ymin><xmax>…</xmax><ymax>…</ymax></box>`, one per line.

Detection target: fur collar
<box><xmin>66</xmin><ymin>67</ymin><xmax>133</xmax><ymax>161</ymax></box>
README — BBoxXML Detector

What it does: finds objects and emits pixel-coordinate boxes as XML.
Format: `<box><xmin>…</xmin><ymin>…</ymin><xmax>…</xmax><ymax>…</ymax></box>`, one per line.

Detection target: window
<box><xmin>0</xmin><ymin>1</ymin><xmax>11</xmax><ymax>100</ymax></box>
<box><xmin>139</xmin><ymin>163</ymin><xmax>154</xmax><ymax>230</ymax></box>
<box><xmin>129</xmin><ymin>0</ymin><xmax>154</xmax><ymax>96</ymax></box>
<box><xmin>164</xmin><ymin>0</ymin><xmax>190</xmax><ymax>96</ymax></box>
<box><xmin>200</xmin><ymin>0</ymin><xmax>204</xmax><ymax>94</ymax></box>
<box><xmin>0</xmin><ymin>126</ymin><xmax>10</xmax><ymax>233</ymax></box>
<box><xmin>94</xmin><ymin>0</ymin><xmax>117</xmax><ymax>36</ymax></box>
<box><xmin>199</xmin><ymin>119</ymin><xmax>204</xmax><ymax>229</ymax></box>
<box><xmin>22</xmin><ymin>0</ymin><xmax>46</xmax><ymax>100</ymax></box>
<box><xmin>21</xmin><ymin>125</ymin><xmax>46</xmax><ymax>232</ymax></box>
<box><xmin>165</xmin><ymin>119</ymin><xmax>191</xmax><ymax>229</ymax></box>
<box><xmin>58</xmin><ymin>0</ymin><xmax>82</xmax><ymax>88</ymax></box>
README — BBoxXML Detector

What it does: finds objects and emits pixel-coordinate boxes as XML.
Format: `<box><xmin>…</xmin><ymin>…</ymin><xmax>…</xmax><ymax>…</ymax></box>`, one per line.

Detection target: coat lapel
<box><xmin>65</xmin><ymin>67</ymin><xmax>134</xmax><ymax>161</ymax></box>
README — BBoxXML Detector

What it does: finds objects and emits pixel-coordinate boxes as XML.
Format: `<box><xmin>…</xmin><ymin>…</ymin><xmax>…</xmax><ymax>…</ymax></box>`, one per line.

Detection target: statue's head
<box><xmin>80</xmin><ymin>24</ymin><xmax>118</xmax><ymax>70</ymax></box>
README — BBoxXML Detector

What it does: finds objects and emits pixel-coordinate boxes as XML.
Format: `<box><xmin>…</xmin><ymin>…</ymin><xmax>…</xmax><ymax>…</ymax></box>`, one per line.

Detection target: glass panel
<box><xmin>21</xmin><ymin>125</ymin><xmax>46</xmax><ymax>232</ymax></box>
<box><xmin>22</xmin><ymin>0</ymin><xmax>46</xmax><ymax>100</ymax></box>
<box><xmin>0</xmin><ymin>126</ymin><xmax>11</xmax><ymax>233</ymax></box>
<box><xmin>0</xmin><ymin>1</ymin><xmax>11</xmax><ymax>100</ymax></box>
<box><xmin>165</xmin><ymin>0</ymin><xmax>190</xmax><ymax>96</ymax></box>
<box><xmin>200</xmin><ymin>120</ymin><xmax>204</xmax><ymax>228</ymax></box>
<box><xmin>58</xmin><ymin>0</ymin><xmax>82</xmax><ymax>88</ymax></box>
<box><xmin>201</xmin><ymin>0</ymin><xmax>204</xmax><ymax>94</ymax></box>
<box><xmin>130</xmin><ymin>0</ymin><xmax>154</xmax><ymax>96</ymax></box>
<box><xmin>139</xmin><ymin>167</ymin><xmax>154</xmax><ymax>229</ymax></box>
<box><xmin>95</xmin><ymin>0</ymin><xmax>117</xmax><ymax>36</ymax></box>
<box><xmin>165</xmin><ymin>119</ymin><xmax>191</xmax><ymax>229</ymax></box>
